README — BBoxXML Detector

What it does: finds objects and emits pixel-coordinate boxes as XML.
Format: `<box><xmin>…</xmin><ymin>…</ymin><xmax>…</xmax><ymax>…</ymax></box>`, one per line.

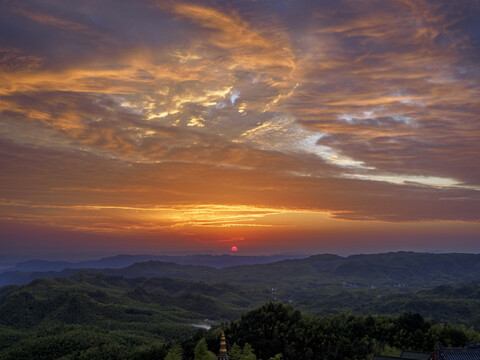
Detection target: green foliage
<box><xmin>268</xmin><ymin>354</ymin><xmax>283</xmax><ymax>360</ymax></box>
<box><xmin>165</xmin><ymin>343</ymin><xmax>183</xmax><ymax>360</ymax></box>
<box><xmin>377</xmin><ymin>344</ymin><xmax>400</xmax><ymax>357</ymax></box>
<box><xmin>229</xmin><ymin>343</ymin><xmax>242</xmax><ymax>360</ymax></box>
<box><xmin>1</xmin><ymin>253</ymin><xmax>480</xmax><ymax>359</ymax></box>
<box><xmin>0</xmin><ymin>324</ymin><xmax>168</xmax><ymax>360</ymax></box>
<box><xmin>193</xmin><ymin>338</ymin><xmax>216</xmax><ymax>360</ymax></box>
<box><xmin>218</xmin><ymin>302</ymin><xmax>480</xmax><ymax>360</ymax></box>
<box><xmin>229</xmin><ymin>342</ymin><xmax>256</xmax><ymax>360</ymax></box>
<box><xmin>0</xmin><ymin>273</ymin><xmax>234</xmax><ymax>359</ymax></box>
<box><xmin>241</xmin><ymin>343</ymin><xmax>256</xmax><ymax>360</ymax></box>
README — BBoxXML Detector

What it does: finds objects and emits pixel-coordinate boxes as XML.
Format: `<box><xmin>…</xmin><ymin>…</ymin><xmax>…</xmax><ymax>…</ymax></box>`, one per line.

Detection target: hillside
<box><xmin>2</xmin><ymin>266</ymin><xmax>480</xmax><ymax>334</ymax></box>
<box><xmin>2</xmin><ymin>296</ymin><xmax>479</xmax><ymax>359</ymax></box>
<box><xmin>98</xmin><ymin>251</ymin><xmax>480</xmax><ymax>287</ymax></box>
<box><xmin>0</xmin><ymin>273</ymin><xmax>267</xmax><ymax>332</ymax></box>
<box><xmin>0</xmin><ymin>272</ymin><xmax>270</xmax><ymax>359</ymax></box>
<box><xmin>1</xmin><ymin>254</ymin><xmax>306</xmax><ymax>273</ymax></box>
<box><xmin>2</xmin><ymin>252</ymin><xmax>480</xmax><ymax>288</ymax></box>
<box><xmin>1</xmin><ymin>264</ymin><xmax>480</xmax><ymax>358</ymax></box>
<box><xmin>192</xmin><ymin>302</ymin><xmax>480</xmax><ymax>360</ymax></box>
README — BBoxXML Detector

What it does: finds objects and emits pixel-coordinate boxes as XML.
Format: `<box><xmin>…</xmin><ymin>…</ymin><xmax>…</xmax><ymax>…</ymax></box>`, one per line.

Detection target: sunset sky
<box><xmin>1</xmin><ymin>0</ymin><xmax>479</xmax><ymax>259</ymax></box>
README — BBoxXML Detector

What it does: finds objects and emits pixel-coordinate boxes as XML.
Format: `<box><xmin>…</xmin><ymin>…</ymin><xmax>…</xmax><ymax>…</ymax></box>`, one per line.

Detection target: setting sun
<box><xmin>0</xmin><ymin>0</ymin><xmax>478</xmax><ymax>258</ymax></box>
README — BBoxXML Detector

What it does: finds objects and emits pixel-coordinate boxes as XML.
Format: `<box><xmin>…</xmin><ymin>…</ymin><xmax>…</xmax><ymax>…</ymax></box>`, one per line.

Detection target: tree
<box><xmin>242</xmin><ymin>343</ymin><xmax>256</xmax><ymax>360</ymax></box>
<box><xmin>228</xmin><ymin>342</ymin><xmax>256</xmax><ymax>360</ymax></box>
<box><xmin>268</xmin><ymin>354</ymin><xmax>283</xmax><ymax>360</ymax></box>
<box><xmin>165</xmin><ymin>344</ymin><xmax>183</xmax><ymax>360</ymax></box>
<box><xmin>194</xmin><ymin>338</ymin><xmax>216</xmax><ymax>360</ymax></box>
<box><xmin>229</xmin><ymin>343</ymin><xmax>242</xmax><ymax>360</ymax></box>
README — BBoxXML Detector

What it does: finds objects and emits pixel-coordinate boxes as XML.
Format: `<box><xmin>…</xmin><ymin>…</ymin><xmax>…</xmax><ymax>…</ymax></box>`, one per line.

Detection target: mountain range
<box><xmin>0</xmin><ymin>253</ymin><xmax>307</xmax><ymax>273</ymax></box>
<box><xmin>1</xmin><ymin>251</ymin><xmax>480</xmax><ymax>359</ymax></box>
<box><xmin>1</xmin><ymin>251</ymin><xmax>480</xmax><ymax>288</ymax></box>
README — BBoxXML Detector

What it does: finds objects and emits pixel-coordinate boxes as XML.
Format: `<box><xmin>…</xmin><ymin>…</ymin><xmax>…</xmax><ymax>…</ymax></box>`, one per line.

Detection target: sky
<box><xmin>0</xmin><ymin>0</ymin><xmax>479</xmax><ymax>259</ymax></box>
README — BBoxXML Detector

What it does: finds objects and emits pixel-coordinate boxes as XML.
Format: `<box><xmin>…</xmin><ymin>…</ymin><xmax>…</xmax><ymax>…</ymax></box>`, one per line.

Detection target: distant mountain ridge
<box><xmin>2</xmin><ymin>253</ymin><xmax>307</xmax><ymax>273</ymax></box>
<box><xmin>107</xmin><ymin>252</ymin><xmax>480</xmax><ymax>286</ymax></box>
<box><xmin>1</xmin><ymin>251</ymin><xmax>480</xmax><ymax>287</ymax></box>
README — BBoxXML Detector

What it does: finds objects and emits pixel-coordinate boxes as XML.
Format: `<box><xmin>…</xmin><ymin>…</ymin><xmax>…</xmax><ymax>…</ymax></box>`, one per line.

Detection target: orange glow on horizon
<box><xmin>0</xmin><ymin>0</ymin><xmax>479</xmax><ymax>256</ymax></box>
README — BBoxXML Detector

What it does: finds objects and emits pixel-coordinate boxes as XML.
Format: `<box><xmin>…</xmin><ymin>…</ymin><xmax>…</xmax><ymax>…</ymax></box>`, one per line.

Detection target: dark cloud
<box><xmin>0</xmin><ymin>138</ymin><xmax>478</xmax><ymax>223</ymax></box>
<box><xmin>285</xmin><ymin>0</ymin><xmax>480</xmax><ymax>185</ymax></box>
<box><xmin>0</xmin><ymin>0</ymin><xmax>479</xmax><ymax>254</ymax></box>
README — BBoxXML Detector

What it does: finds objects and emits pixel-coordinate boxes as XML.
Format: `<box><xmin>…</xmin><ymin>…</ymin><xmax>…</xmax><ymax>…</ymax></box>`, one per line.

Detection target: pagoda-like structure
<box><xmin>218</xmin><ymin>331</ymin><xmax>228</xmax><ymax>360</ymax></box>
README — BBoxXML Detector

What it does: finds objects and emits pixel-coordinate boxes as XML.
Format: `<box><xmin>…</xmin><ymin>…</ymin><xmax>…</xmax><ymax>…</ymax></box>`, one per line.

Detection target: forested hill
<box><xmin>2</xmin><ymin>253</ymin><xmax>306</xmax><ymax>273</ymax></box>
<box><xmin>190</xmin><ymin>302</ymin><xmax>480</xmax><ymax>360</ymax></box>
<box><xmin>63</xmin><ymin>251</ymin><xmax>480</xmax><ymax>286</ymax></box>
<box><xmin>2</xmin><ymin>251</ymin><xmax>480</xmax><ymax>287</ymax></box>
<box><xmin>2</xmin><ymin>274</ymin><xmax>480</xmax><ymax>359</ymax></box>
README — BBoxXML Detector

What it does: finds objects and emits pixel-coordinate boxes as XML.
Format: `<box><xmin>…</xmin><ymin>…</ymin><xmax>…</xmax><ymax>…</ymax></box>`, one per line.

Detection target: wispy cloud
<box><xmin>0</xmin><ymin>0</ymin><xmax>479</xmax><ymax>254</ymax></box>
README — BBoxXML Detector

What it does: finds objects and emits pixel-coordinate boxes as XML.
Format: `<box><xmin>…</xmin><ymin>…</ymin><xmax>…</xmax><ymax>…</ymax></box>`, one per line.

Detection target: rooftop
<box><xmin>401</xmin><ymin>350</ymin><xmax>432</xmax><ymax>360</ymax></box>
<box><xmin>372</xmin><ymin>343</ymin><xmax>480</xmax><ymax>360</ymax></box>
<box><xmin>434</xmin><ymin>343</ymin><xmax>480</xmax><ymax>360</ymax></box>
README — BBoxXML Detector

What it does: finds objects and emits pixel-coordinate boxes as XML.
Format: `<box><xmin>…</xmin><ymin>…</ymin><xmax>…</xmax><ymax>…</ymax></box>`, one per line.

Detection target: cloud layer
<box><xmin>0</xmin><ymin>0</ymin><xmax>479</xmax><ymax>254</ymax></box>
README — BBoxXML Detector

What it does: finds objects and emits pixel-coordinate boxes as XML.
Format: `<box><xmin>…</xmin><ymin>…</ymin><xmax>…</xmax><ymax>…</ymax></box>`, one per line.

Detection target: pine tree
<box><xmin>242</xmin><ymin>343</ymin><xmax>256</xmax><ymax>360</ymax></box>
<box><xmin>229</xmin><ymin>343</ymin><xmax>243</xmax><ymax>360</ymax></box>
<box><xmin>194</xmin><ymin>338</ymin><xmax>216</xmax><ymax>360</ymax></box>
<box><xmin>165</xmin><ymin>343</ymin><xmax>183</xmax><ymax>360</ymax></box>
<box><xmin>228</xmin><ymin>342</ymin><xmax>256</xmax><ymax>360</ymax></box>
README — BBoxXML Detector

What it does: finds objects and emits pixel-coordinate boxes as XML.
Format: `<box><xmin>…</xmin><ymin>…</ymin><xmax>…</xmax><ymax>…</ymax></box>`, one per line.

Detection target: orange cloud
<box><xmin>0</xmin><ymin>0</ymin><xmax>479</xmax><ymax>256</ymax></box>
